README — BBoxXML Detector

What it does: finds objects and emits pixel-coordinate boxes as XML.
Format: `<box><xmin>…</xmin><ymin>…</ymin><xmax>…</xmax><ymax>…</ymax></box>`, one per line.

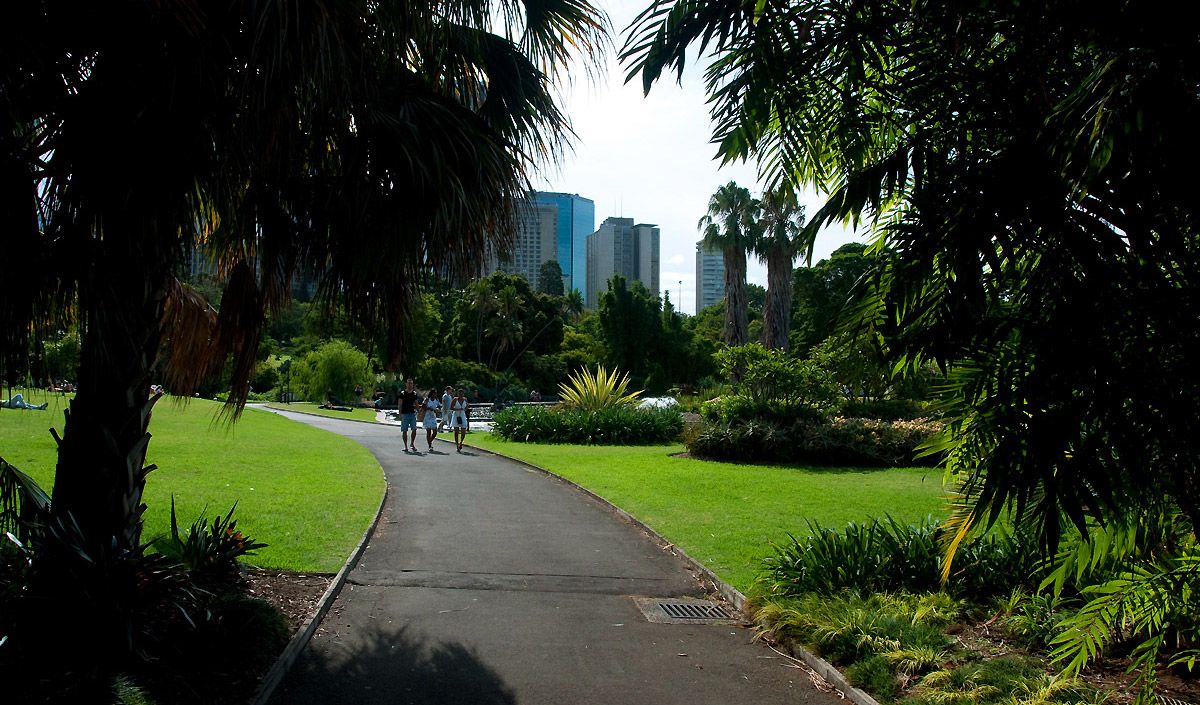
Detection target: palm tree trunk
<box><xmin>762</xmin><ymin>247</ymin><xmax>794</xmax><ymax>351</ymax></box>
<box><xmin>723</xmin><ymin>250</ymin><xmax>749</xmax><ymax>348</ymax></box>
<box><xmin>50</xmin><ymin>224</ymin><xmax>172</xmax><ymax>557</ymax></box>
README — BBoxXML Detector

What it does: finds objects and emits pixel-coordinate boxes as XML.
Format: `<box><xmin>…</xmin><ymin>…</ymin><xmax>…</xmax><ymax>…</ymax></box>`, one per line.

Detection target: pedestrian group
<box><xmin>396</xmin><ymin>378</ymin><xmax>470</xmax><ymax>453</ymax></box>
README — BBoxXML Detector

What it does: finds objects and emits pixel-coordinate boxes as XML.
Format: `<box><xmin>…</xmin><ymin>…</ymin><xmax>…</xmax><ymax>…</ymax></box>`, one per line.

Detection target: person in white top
<box><xmin>440</xmin><ymin>385</ymin><xmax>453</xmax><ymax>431</ymax></box>
<box><xmin>421</xmin><ymin>389</ymin><xmax>440</xmax><ymax>451</ymax></box>
<box><xmin>450</xmin><ymin>388</ymin><xmax>470</xmax><ymax>452</ymax></box>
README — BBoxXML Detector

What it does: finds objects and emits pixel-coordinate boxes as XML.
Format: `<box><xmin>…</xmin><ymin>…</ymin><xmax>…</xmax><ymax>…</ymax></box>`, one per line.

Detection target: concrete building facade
<box><xmin>585</xmin><ymin>217</ymin><xmax>661</xmax><ymax>310</ymax></box>
<box><xmin>531</xmin><ymin>191</ymin><xmax>594</xmax><ymax>295</ymax></box>
<box><xmin>486</xmin><ymin>201</ymin><xmax>562</xmax><ymax>291</ymax></box>
<box><xmin>695</xmin><ymin>240</ymin><xmax>725</xmax><ymax>313</ymax></box>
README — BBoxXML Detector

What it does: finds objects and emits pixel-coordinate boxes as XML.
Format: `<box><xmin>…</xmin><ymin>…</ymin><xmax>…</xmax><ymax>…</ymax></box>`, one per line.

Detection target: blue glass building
<box><xmin>531</xmin><ymin>191</ymin><xmax>594</xmax><ymax>296</ymax></box>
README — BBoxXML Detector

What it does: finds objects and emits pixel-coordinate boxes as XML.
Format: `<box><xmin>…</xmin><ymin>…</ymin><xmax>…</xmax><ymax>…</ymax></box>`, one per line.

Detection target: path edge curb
<box><xmin>249</xmin><ymin>481</ymin><xmax>390</xmax><ymax>705</ymax></box>
<box><xmin>464</xmin><ymin>440</ymin><xmax>880</xmax><ymax>705</ymax></box>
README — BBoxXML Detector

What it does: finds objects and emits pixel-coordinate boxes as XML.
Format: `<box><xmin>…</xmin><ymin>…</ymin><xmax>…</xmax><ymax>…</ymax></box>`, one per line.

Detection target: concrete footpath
<box><xmin>264</xmin><ymin>410</ymin><xmax>844</xmax><ymax>705</ymax></box>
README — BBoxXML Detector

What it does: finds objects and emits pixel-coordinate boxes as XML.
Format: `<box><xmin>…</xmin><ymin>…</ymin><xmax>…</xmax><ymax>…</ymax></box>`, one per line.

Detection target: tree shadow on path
<box><xmin>271</xmin><ymin>625</ymin><xmax>515</xmax><ymax>705</ymax></box>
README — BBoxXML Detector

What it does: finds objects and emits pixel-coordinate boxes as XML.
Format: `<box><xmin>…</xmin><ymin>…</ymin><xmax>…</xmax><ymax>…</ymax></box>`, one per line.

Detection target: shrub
<box><xmin>758</xmin><ymin>517</ymin><xmax>1041</xmax><ymax>600</ymax></box>
<box><xmin>684</xmin><ymin>414</ymin><xmax>943</xmax><ymax>466</ymax></box>
<box><xmin>153</xmin><ymin>499</ymin><xmax>267</xmax><ymax>592</ymax></box>
<box><xmin>491</xmin><ymin>404</ymin><xmax>682</xmax><ymax>444</ymax></box>
<box><xmin>840</xmin><ymin>399</ymin><xmax>928</xmax><ymax>421</ymax></box>
<box><xmin>801</xmin><ymin>416</ymin><xmax>944</xmax><ymax>466</ymax></box>
<box><xmin>715</xmin><ymin>343</ymin><xmax>839</xmax><ymax>410</ymax></box>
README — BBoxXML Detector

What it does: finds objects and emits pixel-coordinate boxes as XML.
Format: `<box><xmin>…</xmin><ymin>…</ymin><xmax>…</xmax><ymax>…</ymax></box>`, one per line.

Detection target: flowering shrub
<box><xmin>685</xmin><ymin>415</ymin><xmax>944</xmax><ymax>466</ymax></box>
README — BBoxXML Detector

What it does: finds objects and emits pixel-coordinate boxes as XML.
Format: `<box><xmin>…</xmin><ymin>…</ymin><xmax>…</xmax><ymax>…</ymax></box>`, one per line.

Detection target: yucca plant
<box><xmin>558</xmin><ymin>366</ymin><xmax>642</xmax><ymax>410</ymax></box>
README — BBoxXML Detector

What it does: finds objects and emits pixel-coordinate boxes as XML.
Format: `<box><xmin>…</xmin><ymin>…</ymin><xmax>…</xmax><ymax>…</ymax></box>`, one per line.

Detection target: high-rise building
<box><xmin>530</xmin><ymin>191</ymin><xmax>595</xmax><ymax>295</ymax></box>
<box><xmin>485</xmin><ymin>201</ymin><xmax>561</xmax><ymax>291</ymax></box>
<box><xmin>586</xmin><ymin>217</ymin><xmax>660</xmax><ymax>310</ymax></box>
<box><xmin>695</xmin><ymin>240</ymin><xmax>725</xmax><ymax>312</ymax></box>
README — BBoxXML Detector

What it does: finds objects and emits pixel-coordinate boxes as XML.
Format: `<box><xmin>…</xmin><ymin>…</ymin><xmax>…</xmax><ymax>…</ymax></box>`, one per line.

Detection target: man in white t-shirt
<box><xmin>440</xmin><ymin>386</ymin><xmax>453</xmax><ymax>431</ymax></box>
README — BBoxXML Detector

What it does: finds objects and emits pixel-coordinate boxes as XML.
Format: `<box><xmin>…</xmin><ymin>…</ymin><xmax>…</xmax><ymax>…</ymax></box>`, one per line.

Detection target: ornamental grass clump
<box><xmin>558</xmin><ymin>366</ymin><xmax>642</xmax><ymax>410</ymax></box>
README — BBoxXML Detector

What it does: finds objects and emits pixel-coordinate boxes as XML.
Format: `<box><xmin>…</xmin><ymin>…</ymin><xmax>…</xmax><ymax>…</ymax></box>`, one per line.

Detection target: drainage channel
<box><xmin>632</xmin><ymin>596</ymin><xmax>746</xmax><ymax>625</ymax></box>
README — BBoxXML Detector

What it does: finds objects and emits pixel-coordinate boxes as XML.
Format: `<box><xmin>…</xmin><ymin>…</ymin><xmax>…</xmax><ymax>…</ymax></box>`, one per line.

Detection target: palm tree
<box><xmin>487</xmin><ymin>284</ymin><xmax>525</xmax><ymax>368</ymax></box>
<box><xmin>0</xmin><ymin>0</ymin><xmax>608</xmax><ymax>671</ymax></box>
<box><xmin>468</xmin><ymin>279</ymin><xmax>500</xmax><ymax>364</ymax></box>
<box><xmin>755</xmin><ymin>186</ymin><xmax>807</xmax><ymax>351</ymax></box>
<box><xmin>698</xmin><ymin>181</ymin><xmax>760</xmax><ymax>348</ymax></box>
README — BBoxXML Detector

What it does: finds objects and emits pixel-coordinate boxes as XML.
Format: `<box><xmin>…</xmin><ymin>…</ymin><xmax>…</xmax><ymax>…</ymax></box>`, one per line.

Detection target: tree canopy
<box><xmin>0</xmin><ymin>0</ymin><xmax>608</xmax><ymax>687</ymax></box>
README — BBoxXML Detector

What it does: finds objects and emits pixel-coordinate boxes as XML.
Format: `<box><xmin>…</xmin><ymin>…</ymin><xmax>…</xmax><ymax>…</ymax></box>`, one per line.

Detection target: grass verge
<box><xmin>263</xmin><ymin>401</ymin><xmax>381</xmax><ymax>423</ymax></box>
<box><xmin>0</xmin><ymin>394</ymin><xmax>384</xmax><ymax>572</ymax></box>
<box><xmin>466</xmin><ymin>433</ymin><xmax>948</xmax><ymax>592</ymax></box>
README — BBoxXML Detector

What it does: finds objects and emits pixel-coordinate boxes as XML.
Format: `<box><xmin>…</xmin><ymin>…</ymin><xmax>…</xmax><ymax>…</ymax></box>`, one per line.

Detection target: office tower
<box><xmin>486</xmin><ymin>201</ymin><xmax>561</xmax><ymax>291</ymax></box>
<box><xmin>530</xmin><ymin>191</ymin><xmax>595</xmax><ymax>295</ymax></box>
<box><xmin>695</xmin><ymin>240</ymin><xmax>725</xmax><ymax>312</ymax></box>
<box><xmin>585</xmin><ymin>217</ymin><xmax>661</xmax><ymax>310</ymax></box>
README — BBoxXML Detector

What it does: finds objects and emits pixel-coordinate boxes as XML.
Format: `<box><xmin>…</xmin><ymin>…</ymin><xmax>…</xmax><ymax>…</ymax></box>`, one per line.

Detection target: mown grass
<box><xmin>264</xmin><ymin>401</ymin><xmax>381</xmax><ymax>423</ymax></box>
<box><xmin>467</xmin><ymin>433</ymin><xmax>949</xmax><ymax>592</ymax></box>
<box><xmin>0</xmin><ymin>394</ymin><xmax>384</xmax><ymax>572</ymax></box>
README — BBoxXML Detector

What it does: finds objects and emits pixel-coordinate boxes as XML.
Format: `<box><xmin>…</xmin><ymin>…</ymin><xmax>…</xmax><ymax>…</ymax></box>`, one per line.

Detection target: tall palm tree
<box><xmin>755</xmin><ymin>186</ymin><xmax>807</xmax><ymax>351</ymax></box>
<box><xmin>0</xmin><ymin>0</ymin><xmax>608</xmax><ymax>668</ymax></box>
<box><xmin>487</xmin><ymin>284</ymin><xmax>525</xmax><ymax>368</ymax></box>
<box><xmin>698</xmin><ymin>181</ymin><xmax>760</xmax><ymax>348</ymax></box>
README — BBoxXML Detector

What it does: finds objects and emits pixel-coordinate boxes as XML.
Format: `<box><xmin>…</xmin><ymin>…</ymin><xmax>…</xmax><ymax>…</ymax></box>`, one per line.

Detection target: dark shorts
<box><xmin>400</xmin><ymin>413</ymin><xmax>417</xmax><ymax>432</ymax></box>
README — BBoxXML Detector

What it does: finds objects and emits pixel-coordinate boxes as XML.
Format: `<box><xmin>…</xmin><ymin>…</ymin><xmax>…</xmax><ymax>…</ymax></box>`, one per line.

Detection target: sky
<box><xmin>532</xmin><ymin>0</ymin><xmax>865</xmax><ymax>315</ymax></box>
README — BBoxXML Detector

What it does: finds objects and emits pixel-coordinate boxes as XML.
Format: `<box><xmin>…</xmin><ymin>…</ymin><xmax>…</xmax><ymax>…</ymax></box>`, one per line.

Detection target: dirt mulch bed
<box><xmin>245</xmin><ymin>569</ymin><xmax>335</xmax><ymax>634</ymax></box>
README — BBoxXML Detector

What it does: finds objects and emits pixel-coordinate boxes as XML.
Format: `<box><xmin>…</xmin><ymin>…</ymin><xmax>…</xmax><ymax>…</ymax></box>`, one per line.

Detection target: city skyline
<box><xmin>533</xmin><ymin>0</ymin><xmax>864</xmax><ymax>314</ymax></box>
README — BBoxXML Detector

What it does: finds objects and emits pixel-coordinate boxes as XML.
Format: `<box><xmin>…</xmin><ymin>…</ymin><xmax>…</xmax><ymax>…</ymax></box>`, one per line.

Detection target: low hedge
<box><xmin>685</xmin><ymin>415</ymin><xmax>944</xmax><ymax>466</ymax></box>
<box><xmin>491</xmin><ymin>404</ymin><xmax>684</xmax><ymax>445</ymax></box>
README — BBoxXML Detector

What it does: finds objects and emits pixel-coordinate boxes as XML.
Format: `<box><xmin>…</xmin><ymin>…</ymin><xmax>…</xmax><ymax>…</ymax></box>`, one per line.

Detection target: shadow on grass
<box><xmin>271</xmin><ymin>625</ymin><xmax>515</xmax><ymax>705</ymax></box>
<box><xmin>667</xmin><ymin>451</ymin><xmax>931</xmax><ymax>474</ymax></box>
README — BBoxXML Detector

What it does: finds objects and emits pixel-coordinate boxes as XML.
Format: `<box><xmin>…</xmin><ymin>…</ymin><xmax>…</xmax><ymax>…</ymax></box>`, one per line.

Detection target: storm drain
<box><xmin>632</xmin><ymin>597</ymin><xmax>744</xmax><ymax>625</ymax></box>
<box><xmin>1157</xmin><ymin>696</ymin><xmax>1196</xmax><ymax>705</ymax></box>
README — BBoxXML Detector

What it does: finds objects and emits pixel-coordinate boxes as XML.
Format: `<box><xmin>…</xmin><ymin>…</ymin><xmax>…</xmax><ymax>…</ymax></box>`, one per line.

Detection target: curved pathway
<box><xmin>266</xmin><ymin>410</ymin><xmax>841</xmax><ymax>705</ymax></box>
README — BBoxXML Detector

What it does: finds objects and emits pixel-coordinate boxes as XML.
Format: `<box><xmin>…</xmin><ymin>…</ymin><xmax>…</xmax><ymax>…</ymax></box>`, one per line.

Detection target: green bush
<box><xmin>758</xmin><ymin>517</ymin><xmax>1041</xmax><ymax>600</ymax></box>
<box><xmin>297</xmin><ymin>339</ymin><xmax>370</xmax><ymax>402</ymax></box>
<box><xmin>491</xmin><ymin>404</ymin><xmax>683</xmax><ymax>444</ymax></box>
<box><xmin>800</xmin><ymin>416</ymin><xmax>944</xmax><ymax>466</ymax></box>
<box><xmin>840</xmin><ymin>399</ymin><xmax>927</xmax><ymax>421</ymax></box>
<box><xmin>685</xmin><ymin>414</ymin><xmax>943</xmax><ymax>466</ymax></box>
<box><xmin>715</xmin><ymin>343</ymin><xmax>839</xmax><ymax>410</ymax></box>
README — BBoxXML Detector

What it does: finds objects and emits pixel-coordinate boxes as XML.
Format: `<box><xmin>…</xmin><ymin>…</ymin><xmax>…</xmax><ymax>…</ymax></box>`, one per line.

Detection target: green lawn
<box><xmin>467</xmin><ymin>433</ymin><xmax>950</xmax><ymax>592</ymax></box>
<box><xmin>1</xmin><ymin>394</ymin><xmax>384</xmax><ymax>572</ymax></box>
<box><xmin>264</xmin><ymin>401</ymin><xmax>381</xmax><ymax>423</ymax></box>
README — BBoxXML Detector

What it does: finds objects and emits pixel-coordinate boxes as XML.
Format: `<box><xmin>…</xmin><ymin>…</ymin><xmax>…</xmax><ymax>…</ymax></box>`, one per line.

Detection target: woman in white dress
<box><xmin>421</xmin><ymin>389</ymin><xmax>440</xmax><ymax>451</ymax></box>
<box><xmin>450</xmin><ymin>388</ymin><xmax>470</xmax><ymax>452</ymax></box>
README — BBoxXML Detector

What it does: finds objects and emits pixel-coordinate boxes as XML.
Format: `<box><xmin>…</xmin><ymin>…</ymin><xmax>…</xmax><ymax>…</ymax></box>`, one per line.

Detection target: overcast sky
<box><xmin>532</xmin><ymin>0</ymin><xmax>865</xmax><ymax>315</ymax></box>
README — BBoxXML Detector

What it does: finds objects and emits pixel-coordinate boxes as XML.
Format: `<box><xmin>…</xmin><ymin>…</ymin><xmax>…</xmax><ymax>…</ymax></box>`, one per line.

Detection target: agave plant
<box><xmin>558</xmin><ymin>366</ymin><xmax>642</xmax><ymax>410</ymax></box>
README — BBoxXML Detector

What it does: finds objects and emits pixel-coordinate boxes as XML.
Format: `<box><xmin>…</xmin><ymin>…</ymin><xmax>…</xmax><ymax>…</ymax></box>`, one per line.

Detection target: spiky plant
<box><xmin>557</xmin><ymin>366</ymin><xmax>642</xmax><ymax>410</ymax></box>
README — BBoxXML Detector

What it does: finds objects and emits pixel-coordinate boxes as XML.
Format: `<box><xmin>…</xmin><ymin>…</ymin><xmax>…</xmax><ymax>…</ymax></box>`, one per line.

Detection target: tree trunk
<box><xmin>762</xmin><ymin>247</ymin><xmax>795</xmax><ymax>351</ymax></box>
<box><xmin>50</xmin><ymin>222</ymin><xmax>172</xmax><ymax>556</ymax></box>
<box><xmin>723</xmin><ymin>250</ymin><xmax>749</xmax><ymax>348</ymax></box>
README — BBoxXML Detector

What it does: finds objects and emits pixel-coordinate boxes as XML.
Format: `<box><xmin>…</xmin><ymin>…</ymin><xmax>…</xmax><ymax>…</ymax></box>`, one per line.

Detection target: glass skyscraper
<box><xmin>531</xmin><ymin>191</ymin><xmax>594</xmax><ymax>296</ymax></box>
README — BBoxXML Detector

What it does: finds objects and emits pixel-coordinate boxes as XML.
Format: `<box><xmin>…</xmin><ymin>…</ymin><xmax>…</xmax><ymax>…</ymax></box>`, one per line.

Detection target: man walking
<box><xmin>398</xmin><ymin>378</ymin><xmax>420</xmax><ymax>452</ymax></box>
<box><xmin>440</xmin><ymin>385</ymin><xmax>454</xmax><ymax>431</ymax></box>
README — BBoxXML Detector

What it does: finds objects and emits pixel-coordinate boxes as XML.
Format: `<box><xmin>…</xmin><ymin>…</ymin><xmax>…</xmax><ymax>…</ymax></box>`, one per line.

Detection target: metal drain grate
<box><xmin>658</xmin><ymin>600</ymin><xmax>735</xmax><ymax>620</ymax></box>
<box><xmin>1158</xmin><ymin>697</ymin><xmax>1197</xmax><ymax>705</ymax></box>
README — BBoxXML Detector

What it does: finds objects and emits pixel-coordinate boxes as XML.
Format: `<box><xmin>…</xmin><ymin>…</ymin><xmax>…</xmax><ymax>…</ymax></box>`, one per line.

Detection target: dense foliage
<box><xmin>1</xmin><ymin>460</ymin><xmax>280</xmax><ymax>703</ymax></box>
<box><xmin>491</xmin><ymin>404</ymin><xmax>684</xmax><ymax>445</ymax></box>
<box><xmin>759</xmin><ymin>518</ymin><xmax>1037</xmax><ymax>601</ymax></box>
<box><xmin>687</xmin><ymin>344</ymin><xmax>942</xmax><ymax>465</ymax></box>
<box><xmin>626</xmin><ymin>2</ymin><xmax>1200</xmax><ymax>696</ymax></box>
